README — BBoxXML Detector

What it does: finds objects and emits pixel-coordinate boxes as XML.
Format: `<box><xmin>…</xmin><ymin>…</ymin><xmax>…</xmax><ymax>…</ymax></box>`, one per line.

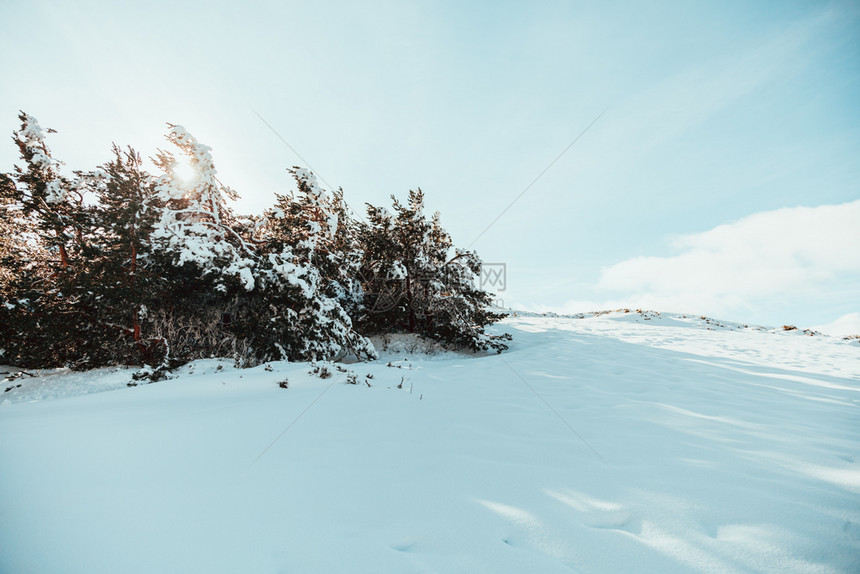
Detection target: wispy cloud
<box><xmin>594</xmin><ymin>200</ymin><xmax>860</xmax><ymax>319</ymax></box>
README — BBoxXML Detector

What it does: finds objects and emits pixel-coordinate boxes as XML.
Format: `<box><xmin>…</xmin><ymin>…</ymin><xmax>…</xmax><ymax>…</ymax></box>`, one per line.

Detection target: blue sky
<box><xmin>1</xmin><ymin>0</ymin><xmax>858</xmax><ymax>329</ymax></box>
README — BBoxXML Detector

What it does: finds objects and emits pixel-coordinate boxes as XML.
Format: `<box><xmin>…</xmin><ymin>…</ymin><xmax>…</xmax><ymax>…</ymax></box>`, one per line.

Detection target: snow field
<box><xmin>1</xmin><ymin>311</ymin><xmax>858</xmax><ymax>573</ymax></box>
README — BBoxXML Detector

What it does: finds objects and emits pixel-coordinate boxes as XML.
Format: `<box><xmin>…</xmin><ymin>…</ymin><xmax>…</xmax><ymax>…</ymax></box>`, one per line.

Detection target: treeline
<box><xmin>0</xmin><ymin>113</ymin><xmax>509</xmax><ymax>376</ymax></box>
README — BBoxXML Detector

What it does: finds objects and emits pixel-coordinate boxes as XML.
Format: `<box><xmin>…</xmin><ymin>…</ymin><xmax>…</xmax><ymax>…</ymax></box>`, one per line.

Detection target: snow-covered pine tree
<box><xmin>267</xmin><ymin>169</ymin><xmax>367</xmax><ymax>310</ymax></box>
<box><xmin>355</xmin><ymin>202</ymin><xmax>402</xmax><ymax>322</ymax></box>
<box><xmin>0</xmin><ymin>171</ymin><xmax>32</xmax><ymax>364</ymax></box>
<box><xmin>148</xmin><ymin>130</ymin><xmax>375</xmax><ymax>365</ymax></box>
<box><xmin>261</xmin><ymin>168</ymin><xmax>376</xmax><ymax>361</ymax></box>
<box><xmin>0</xmin><ymin>113</ymin><xmax>109</xmax><ymax>367</ymax></box>
<box><xmin>151</xmin><ymin>124</ymin><xmax>258</xmax><ymax>293</ymax></box>
<box><xmin>9</xmin><ymin>112</ymin><xmax>86</xmax><ymax>269</ymax></box>
<box><xmin>432</xmin><ymin>247</ymin><xmax>511</xmax><ymax>352</ymax></box>
<box><xmin>86</xmin><ymin>145</ymin><xmax>167</xmax><ymax>366</ymax></box>
<box><xmin>145</xmin><ymin>124</ymin><xmax>262</xmax><ymax>365</ymax></box>
<box><xmin>0</xmin><ymin>171</ymin><xmax>28</xmax><ymax>295</ymax></box>
<box><xmin>359</xmin><ymin>190</ymin><xmax>509</xmax><ymax>352</ymax></box>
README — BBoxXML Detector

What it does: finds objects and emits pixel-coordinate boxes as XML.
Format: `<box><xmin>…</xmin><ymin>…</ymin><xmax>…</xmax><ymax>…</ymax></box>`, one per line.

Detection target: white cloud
<box><xmin>594</xmin><ymin>200</ymin><xmax>860</xmax><ymax>320</ymax></box>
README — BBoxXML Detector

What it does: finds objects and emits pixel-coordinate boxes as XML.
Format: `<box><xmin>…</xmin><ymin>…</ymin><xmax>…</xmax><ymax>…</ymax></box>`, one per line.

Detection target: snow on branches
<box><xmin>152</xmin><ymin>124</ymin><xmax>255</xmax><ymax>292</ymax></box>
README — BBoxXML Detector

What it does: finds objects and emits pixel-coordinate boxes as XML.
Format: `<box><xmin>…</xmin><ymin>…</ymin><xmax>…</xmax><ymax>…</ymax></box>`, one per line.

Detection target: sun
<box><xmin>172</xmin><ymin>159</ymin><xmax>198</xmax><ymax>184</ymax></box>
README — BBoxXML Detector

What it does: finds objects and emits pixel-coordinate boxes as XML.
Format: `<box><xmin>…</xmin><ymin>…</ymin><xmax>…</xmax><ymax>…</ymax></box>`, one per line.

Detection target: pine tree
<box><xmin>9</xmin><ymin>112</ymin><xmax>98</xmax><ymax>267</ymax></box>
<box><xmin>86</xmin><ymin>145</ymin><xmax>167</xmax><ymax>366</ymax></box>
<box><xmin>137</xmin><ymin>125</ymin><xmax>261</xmax><ymax>365</ymax></box>
<box><xmin>261</xmin><ymin>168</ymin><xmax>376</xmax><ymax>361</ymax></box>
<box><xmin>0</xmin><ymin>171</ymin><xmax>31</xmax><ymax>364</ymax></box>
<box><xmin>146</xmin><ymin>130</ymin><xmax>375</xmax><ymax>365</ymax></box>
<box><xmin>151</xmin><ymin>124</ymin><xmax>258</xmax><ymax>292</ymax></box>
<box><xmin>359</xmin><ymin>190</ymin><xmax>510</xmax><ymax>352</ymax></box>
<box><xmin>0</xmin><ymin>113</ymin><xmax>105</xmax><ymax>367</ymax></box>
<box><xmin>0</xmin><ymin>171</ymin><xmax>28</xmax><ymax>294</ymax></box>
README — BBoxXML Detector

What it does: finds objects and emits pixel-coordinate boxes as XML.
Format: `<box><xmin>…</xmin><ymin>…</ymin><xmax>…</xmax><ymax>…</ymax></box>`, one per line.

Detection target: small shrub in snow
<box><xmin>308</xmin><ymin>363</ymin><xmax>333</xmax><ymax>379</ymax></box>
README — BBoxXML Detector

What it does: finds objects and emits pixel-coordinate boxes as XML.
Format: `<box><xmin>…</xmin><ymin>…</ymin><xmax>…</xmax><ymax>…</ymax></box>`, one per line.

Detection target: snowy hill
<box><xmin>1</xmin><ymin>311</ymin><xmax>858</xmax><ymax>573</ymax></box>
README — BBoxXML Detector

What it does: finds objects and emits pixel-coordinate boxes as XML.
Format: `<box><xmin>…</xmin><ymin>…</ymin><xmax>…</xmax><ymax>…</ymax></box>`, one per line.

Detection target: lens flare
<box><xmin>173</xmin><ymin>160</ymin><xmax>197</xmax><ymax>184</ymax></box>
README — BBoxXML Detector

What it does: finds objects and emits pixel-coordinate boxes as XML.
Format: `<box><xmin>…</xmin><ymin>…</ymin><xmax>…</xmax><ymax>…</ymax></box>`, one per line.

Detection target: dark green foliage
<box><xmin>1</xmin><ymin>113</ymin><xmax>105</xmax><ymax>368</ymax></box>
<box><xmin>86</xmin><ymin>145</ymin><xmax>167</xmax><ymax>365</ymax></box>
<box><xmin>358</xmin><ymin>189</ymin><xmax>510</xmax><ymax>353</ymax></box>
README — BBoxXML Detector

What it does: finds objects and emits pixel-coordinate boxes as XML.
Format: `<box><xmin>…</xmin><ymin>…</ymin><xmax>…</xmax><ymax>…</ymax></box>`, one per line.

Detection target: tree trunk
<box><xmin>58</xmin><ymin>243</ymin><xmax>70</xmax><ymax>268</ymax></box>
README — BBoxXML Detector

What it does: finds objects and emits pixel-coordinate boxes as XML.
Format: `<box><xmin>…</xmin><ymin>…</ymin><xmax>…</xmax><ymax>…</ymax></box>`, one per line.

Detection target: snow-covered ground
<box><xmin>1</xmin><ymin>311</ymin><xmax>858</xmax><ymax>573</ymax></box>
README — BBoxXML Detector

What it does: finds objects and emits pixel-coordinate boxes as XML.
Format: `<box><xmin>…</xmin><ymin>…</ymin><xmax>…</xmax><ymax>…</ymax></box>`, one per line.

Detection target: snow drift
<box><xmin>1</xmin><ymin>311</ymin><xmax>858</xmax><ymax>573</ymax></box>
